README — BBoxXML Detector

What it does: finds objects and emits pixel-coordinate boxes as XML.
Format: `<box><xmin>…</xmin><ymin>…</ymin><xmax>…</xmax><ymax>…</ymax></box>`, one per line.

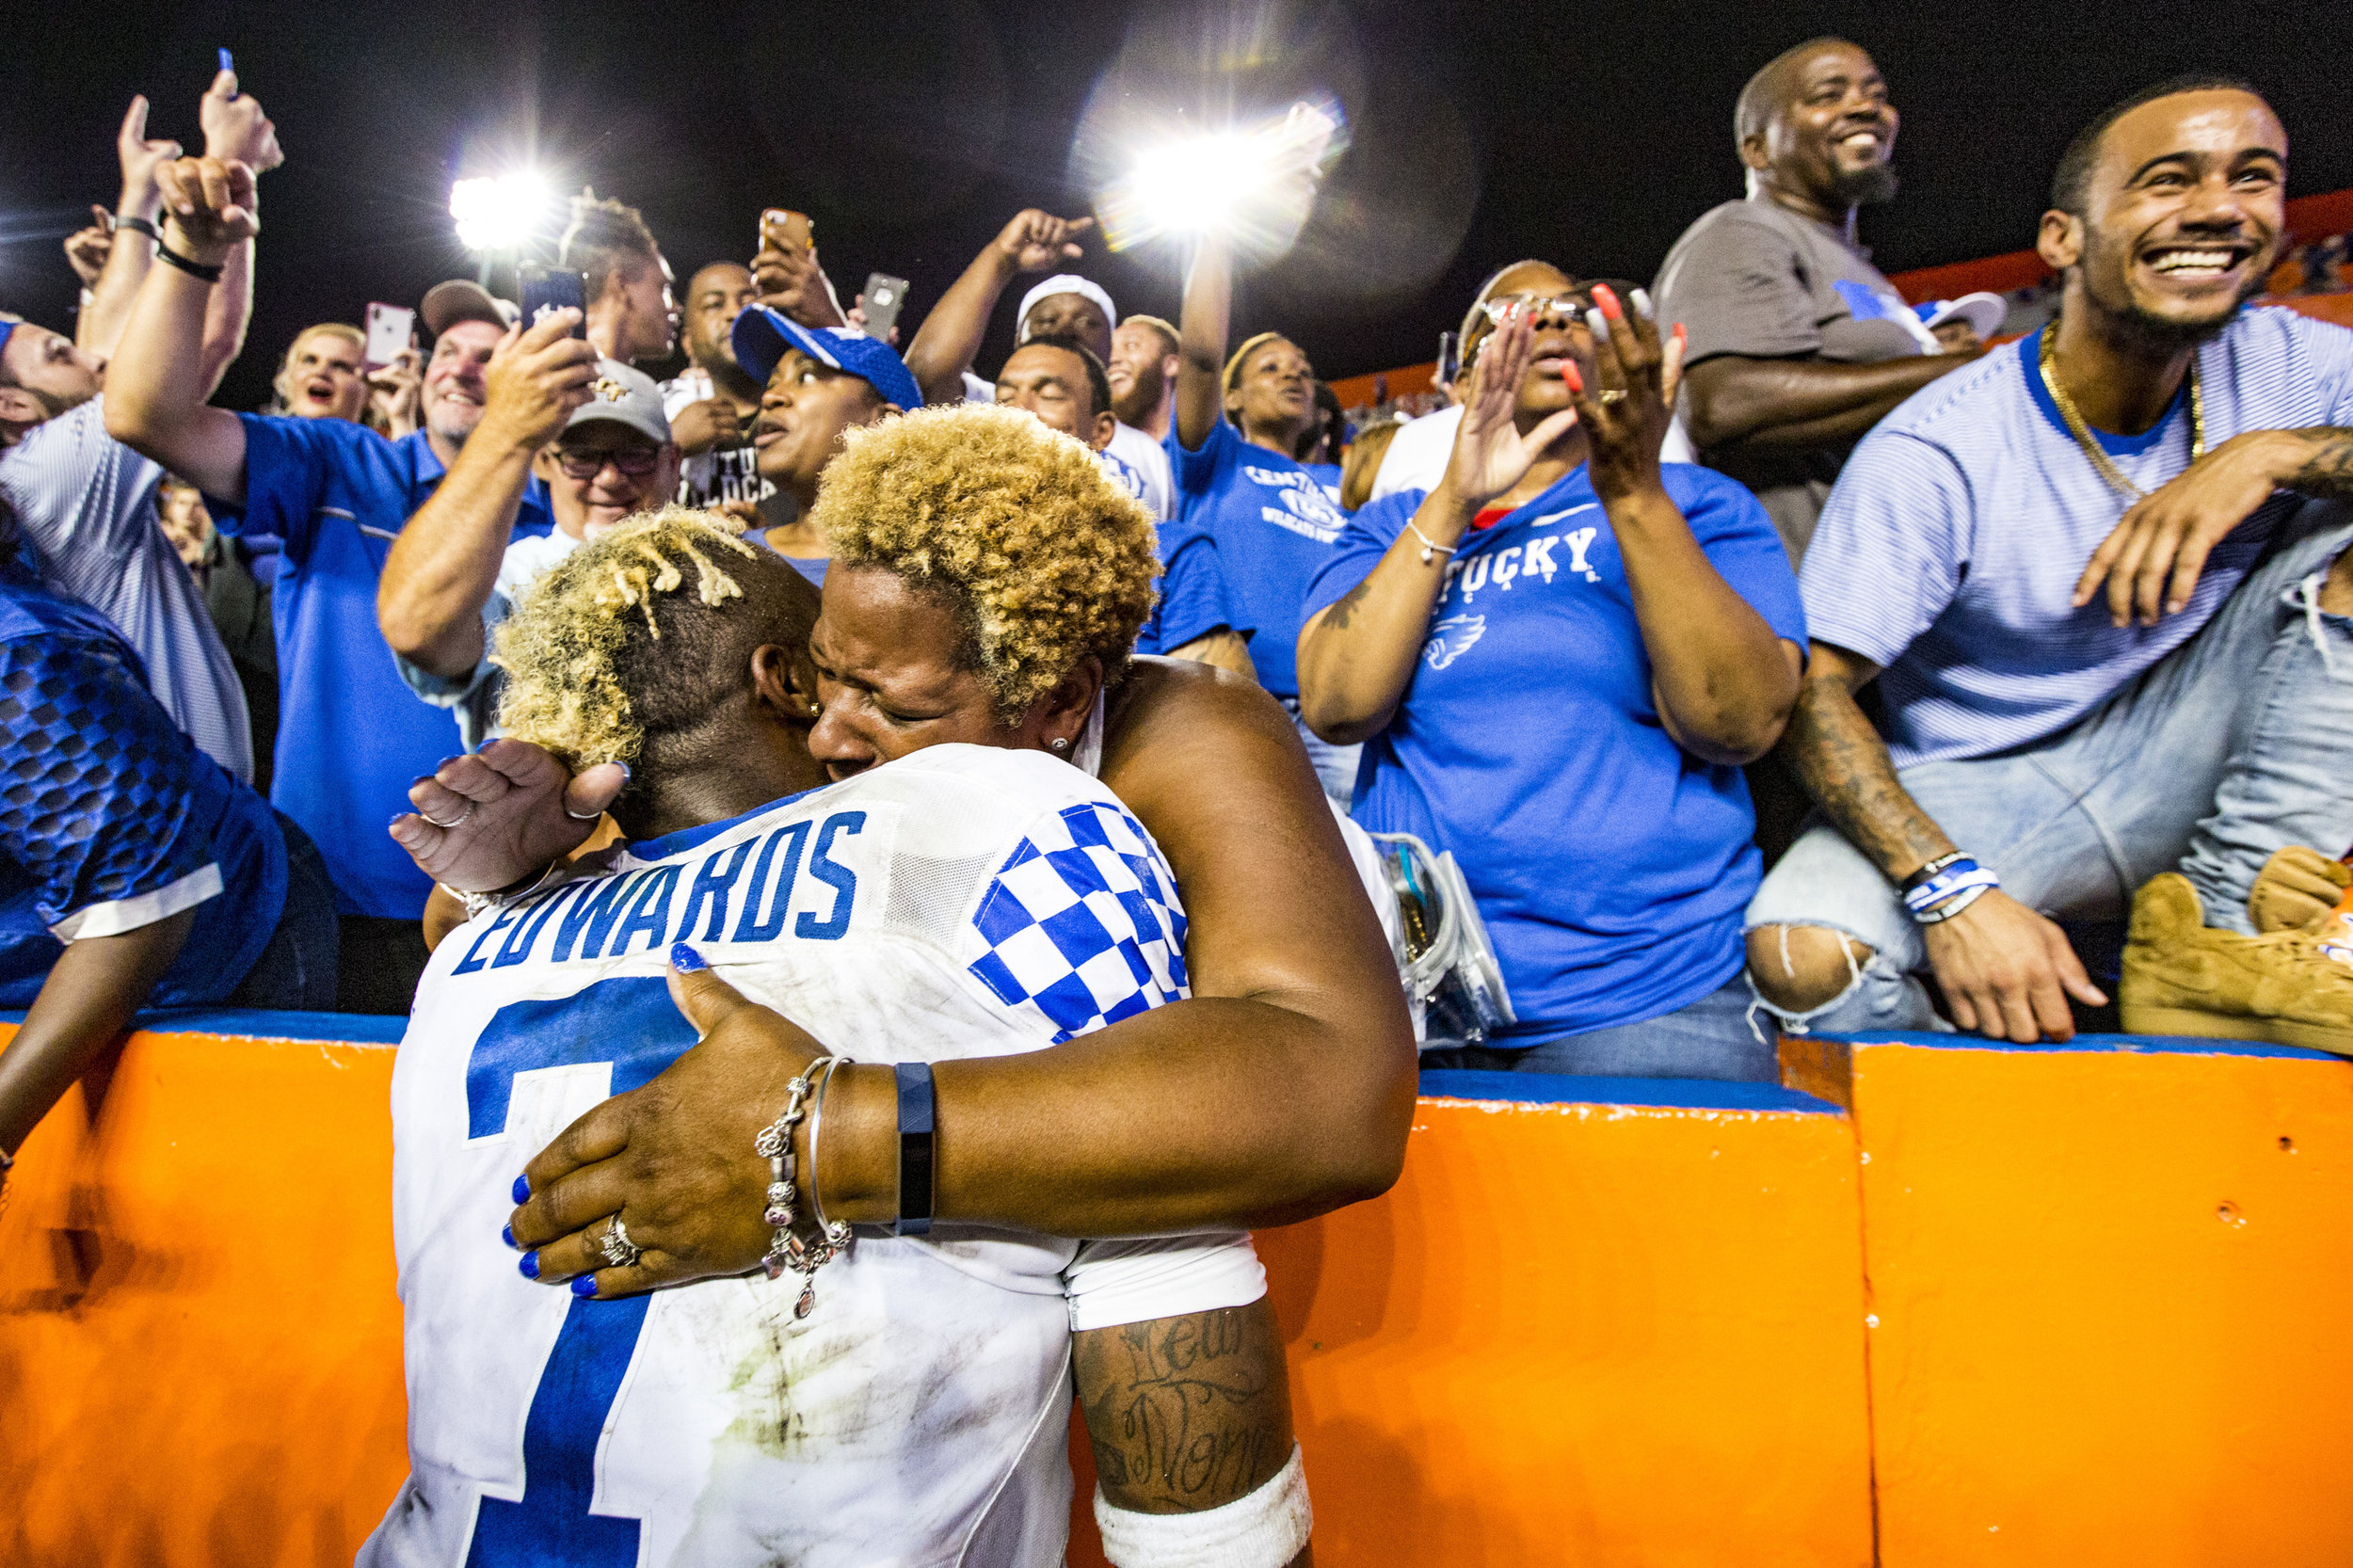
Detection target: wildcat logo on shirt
<box><xmin>1439</xmin><ymin>505</ymin><xmax>1602</xmax><ymax>608</ymax></box>
<box><xmin>1097</xmin><ymin>450</ymin><xmax>1147</xmax><ymax>504</ymax></box>
<box><xmin>1422</xmin><ymin>613</ymin><xmax>1485</xmax><ymax>670</ymax></box>
<box><xmin>1244</xmin><ymin>464</ymin><xmax>1345</xmax><ymax>544</ymax></box>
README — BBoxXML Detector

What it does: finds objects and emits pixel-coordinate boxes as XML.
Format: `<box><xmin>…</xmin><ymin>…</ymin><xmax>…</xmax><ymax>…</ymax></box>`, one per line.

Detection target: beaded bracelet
<box><xmin>754</xmin><ymin>1056</ymin><xmax>854</xmax><ymax>1319</ymax></box>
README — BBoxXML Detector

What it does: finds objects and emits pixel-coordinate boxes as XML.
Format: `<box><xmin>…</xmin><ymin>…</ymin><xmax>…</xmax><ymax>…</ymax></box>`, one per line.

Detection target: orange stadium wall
<box><xmin>6</xmin><ymin>1014</ymin><xmax>2351</xmax><ymax>1565</ymax></box>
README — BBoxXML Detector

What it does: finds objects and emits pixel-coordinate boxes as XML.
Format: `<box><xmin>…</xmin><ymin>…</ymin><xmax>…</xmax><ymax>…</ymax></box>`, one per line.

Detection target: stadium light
<box><xmin>449</xmin><ymin>172</ymin><xmax>551</xmax><ymax>253</ymax></box>
<box><xmin>1096</xmin><ymin>98</ymin><xmax>1346</xmax><ymax>254</ymax></box>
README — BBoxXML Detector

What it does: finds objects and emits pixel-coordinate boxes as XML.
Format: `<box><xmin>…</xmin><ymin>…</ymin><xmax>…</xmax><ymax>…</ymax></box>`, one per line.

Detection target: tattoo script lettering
<box><xmin>1076</xmin><ymin>1304</ymin><xmax>1289</xmax><ymax>1511</ymax></box>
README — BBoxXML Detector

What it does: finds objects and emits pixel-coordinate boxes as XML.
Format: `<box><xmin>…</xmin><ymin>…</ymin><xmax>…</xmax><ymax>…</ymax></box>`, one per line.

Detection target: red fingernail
<box><xmin>1673</xmin><ymin>323</ymin><xmax>1688</xmax><ymax>344</ymax></box>
<box><xmin>1563</xmin><ymin>361</ymin><xmax>1583</xmax><ymax>392</ymax></box>
<box><xmin>1594</xmin><ymin>284</ymin><xmax>1623</xmax><ymax>321</ymax></box>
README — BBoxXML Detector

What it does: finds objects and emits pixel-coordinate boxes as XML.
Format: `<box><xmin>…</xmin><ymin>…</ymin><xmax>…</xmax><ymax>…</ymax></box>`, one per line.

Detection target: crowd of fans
<box><xmin>3</xmin><ymin>39</ymin><xmax>2352</xmax><ymax>1169</ymax></box>
<box><xmin>2</xmin><ymin>37</ymin><xmax>2351</xmax><ymax>1568</ymax></box>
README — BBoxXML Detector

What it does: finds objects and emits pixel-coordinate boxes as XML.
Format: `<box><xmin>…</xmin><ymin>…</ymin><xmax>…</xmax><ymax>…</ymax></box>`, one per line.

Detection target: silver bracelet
<box><xmin>755</xmin><ymin>1056</ymin><xmax>853</xmax><ymax>1319</ymax></box>
<box><xmin>441</xmin><ymin>859</ymin><xmax>571</xmax><ymax>923</ymax></box>
<box><xmin>806</xmin><ymin>1055</ymin><xmax>853</xmax><ymax>1235</ymax></box>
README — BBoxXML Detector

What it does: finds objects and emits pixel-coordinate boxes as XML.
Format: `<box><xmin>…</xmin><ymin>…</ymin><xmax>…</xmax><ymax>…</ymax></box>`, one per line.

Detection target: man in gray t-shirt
<box><xmin>1654</xmin><ymin>37</ymin><xmax>1976</xmax><ymax>563</ymax></box>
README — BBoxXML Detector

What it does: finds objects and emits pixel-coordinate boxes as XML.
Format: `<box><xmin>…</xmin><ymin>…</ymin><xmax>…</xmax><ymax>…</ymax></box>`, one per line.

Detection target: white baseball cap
<box><xmin>1915</xmin><ymin>291</ymin><xmax>2007</xmax><ymax>340</ymax></box>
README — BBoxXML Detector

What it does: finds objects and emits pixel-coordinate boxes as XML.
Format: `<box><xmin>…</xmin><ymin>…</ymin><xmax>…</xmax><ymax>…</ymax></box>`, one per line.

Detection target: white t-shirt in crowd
<box><xmin>364</xmin><ymin>745</ymin><xmax>1262</xmax><ymax>1568</ymax></box>
<box><xmin>0</xmin><ymin>397</ymin><xmax>253</xmax><ymax>780</ymax></box>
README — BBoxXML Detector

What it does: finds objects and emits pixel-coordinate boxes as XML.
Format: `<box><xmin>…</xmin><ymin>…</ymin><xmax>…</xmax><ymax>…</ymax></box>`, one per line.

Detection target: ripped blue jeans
<box><xmin>1748</xmin><ymin>501</ymin><xmax>2353</xmax><ymax>1034</ymax></box>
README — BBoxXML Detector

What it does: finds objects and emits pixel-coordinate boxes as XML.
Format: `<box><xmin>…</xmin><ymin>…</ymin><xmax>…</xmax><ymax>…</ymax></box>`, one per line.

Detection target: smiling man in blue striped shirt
<box><xmin>1746</xmin><ymin>76</ymin><xmax>2353</xmax><ymax>1045</ymax></box>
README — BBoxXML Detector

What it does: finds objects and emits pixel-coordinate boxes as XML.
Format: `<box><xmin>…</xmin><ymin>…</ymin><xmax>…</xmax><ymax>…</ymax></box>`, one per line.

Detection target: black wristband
<box><xmin>891</xmin><ymin>1061</ymin><xmax>936</xmax><ymax>1237</ymax></box>
<box><xmin>1899</xmin><ymin>851</ymin><xmax>1964</xmax><ymax>894</ymax></box>
<box><xmin>153</xmin><ymin>237</ymin><xmax>225</xmax><ymax>283</ymax></box>
<box><xmin>114</xmin><ymin>215</ymin><xmax>159</xmax><ymax>241</ymax></box>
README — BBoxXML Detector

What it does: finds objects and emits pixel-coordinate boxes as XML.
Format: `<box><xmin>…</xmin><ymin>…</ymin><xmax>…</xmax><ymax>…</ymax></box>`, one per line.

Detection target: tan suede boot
<box><xmin>2246</xmin><ymin>845</ymin><xmax>2352</xmax><ymax>935</ymax></box>
<box><xmin>2120</xmin><ymin>873</ymin><xmax>2353</xmax><ymax>1055</ymax></box>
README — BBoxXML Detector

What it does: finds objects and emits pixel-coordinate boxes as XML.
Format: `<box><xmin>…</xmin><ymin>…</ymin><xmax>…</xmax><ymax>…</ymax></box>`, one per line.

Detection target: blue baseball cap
<box><xmin>731</xmin><ymin>307</ymin><xmax>923</xmax><ymax>413</ymax></box>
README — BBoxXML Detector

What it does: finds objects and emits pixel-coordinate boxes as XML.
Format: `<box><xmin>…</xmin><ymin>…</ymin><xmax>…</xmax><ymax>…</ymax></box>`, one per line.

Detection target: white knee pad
<box><xmin>1093</xmin><ymin>1442</ymin><xmax>1311</xmax><ymax>1568</ymax></box>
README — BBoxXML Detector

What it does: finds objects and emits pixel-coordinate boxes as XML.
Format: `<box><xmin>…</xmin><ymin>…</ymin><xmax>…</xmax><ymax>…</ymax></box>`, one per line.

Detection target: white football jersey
<box><xmin>363</xmin><ymin>745</ymin><xmax>1256</xmax><ymax>1568</ymax></box>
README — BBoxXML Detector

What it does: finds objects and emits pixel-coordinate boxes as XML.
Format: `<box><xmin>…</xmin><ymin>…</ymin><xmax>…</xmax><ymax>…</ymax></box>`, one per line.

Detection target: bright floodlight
<box><xmin>450</xmin><ymin>172</ymin><xmax>550</xmax><ymax>252</ymax></box>
<box><xmin>1097</xmin><ymin>99</ymin><xmax>1346</xmax><ymax>254</ymax></box>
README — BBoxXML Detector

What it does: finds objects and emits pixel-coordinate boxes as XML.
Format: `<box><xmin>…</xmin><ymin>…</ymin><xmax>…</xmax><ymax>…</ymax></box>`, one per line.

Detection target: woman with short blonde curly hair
<box><xmin>814</xmin><ymin>400</ymin><xmax>1158</xmax><ymax>721</ymax></box>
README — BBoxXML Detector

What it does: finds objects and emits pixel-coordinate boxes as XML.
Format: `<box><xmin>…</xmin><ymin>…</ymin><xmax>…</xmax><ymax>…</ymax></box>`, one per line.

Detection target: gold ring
<box><xmin>1597</xmin><ymin>390</ymin><xmax>1627</xmax><ymax>406</ymax></box>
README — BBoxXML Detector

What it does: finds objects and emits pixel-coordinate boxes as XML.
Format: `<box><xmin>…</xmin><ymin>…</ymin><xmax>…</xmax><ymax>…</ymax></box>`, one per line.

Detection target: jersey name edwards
<box><xmin>447</xmin><ymin>805</ymin><xmax>882</xmax><ymax>979</ymax></box>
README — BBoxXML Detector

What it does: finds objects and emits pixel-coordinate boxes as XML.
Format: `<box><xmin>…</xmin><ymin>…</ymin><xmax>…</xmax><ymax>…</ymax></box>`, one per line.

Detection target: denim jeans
<box><xmin>227</xmin><ymin>812</ymin><xmax>341</xmax><ymax>1010</ymax></box>
<box><xmin>1748</xmin><ymin>499</ymin><xmax>2353</xmax><ymax>1034</ymax></box>
<box><xmin>1419</xmin><ymin>976</ymin><xmax>1777</xmax><ymax>1081</ymax></box>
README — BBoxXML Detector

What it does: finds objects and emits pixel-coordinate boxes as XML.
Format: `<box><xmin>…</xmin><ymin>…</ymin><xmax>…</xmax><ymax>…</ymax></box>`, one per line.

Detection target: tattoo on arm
<box><xmin>1782</xmin><ymin>671</ymin><xmax>1954</xmax><ymax>882</ymax></box>
<box><xmin>2286</xmin><ymin>428</ymin><xmax>2353</xmax><ymax>502</ymax></box>
<box><xmin>1318</xmin><ymin>578</ymin><xmax>1372</xmax><ymax>633</ymax></box>
<box><xmin>1074</xmin><ymin>1299</ymin><xmax>1294</xmax><ymax>1513</ymax></box>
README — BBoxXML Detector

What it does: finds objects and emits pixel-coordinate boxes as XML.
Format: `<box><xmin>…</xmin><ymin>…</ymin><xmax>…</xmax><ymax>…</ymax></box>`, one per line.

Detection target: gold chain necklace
<box><xmin>2038</xmin><ymin>321</ymin><xmax>2204</xmax><ymax>503</ymax></box>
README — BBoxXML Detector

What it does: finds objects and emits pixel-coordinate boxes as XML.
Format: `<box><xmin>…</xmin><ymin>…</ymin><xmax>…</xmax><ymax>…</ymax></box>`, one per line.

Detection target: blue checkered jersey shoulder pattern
<box><xmin>965</xmin><ymin>798</ymin><xmax>1190</xmax><ymax>1042</ymax></box>
<box><xmin>0</xmin><ymin>630</ymin><xmax>215</xmax><ymax>926</ymax></box>
<box><xmin>0</xmin><ymin>568</ymin><xmax>287</xmax><ymax>1006</ymax></box>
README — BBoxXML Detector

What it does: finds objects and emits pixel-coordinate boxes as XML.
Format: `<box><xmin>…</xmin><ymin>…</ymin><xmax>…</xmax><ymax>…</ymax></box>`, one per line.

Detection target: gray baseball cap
<box><xmin>564</xmin><ymin>360</ymin><xmax>670</xmax><ymax>446</ymax></box>
<box><xmin>419</xmin><ymin>279</ymin><xmax>517</xmax><ymax>339</ymax></box>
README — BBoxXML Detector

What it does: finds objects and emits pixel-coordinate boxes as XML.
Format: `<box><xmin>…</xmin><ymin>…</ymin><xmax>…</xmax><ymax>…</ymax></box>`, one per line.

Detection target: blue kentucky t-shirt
<box><xmin>208</xmin><ymin>418</ymin><xmax>551</xmax><ymax>920</ymax></box>
<box><xmin>1136</xmin><ymin>515</ymin><xmax>1244</xmax><ymax>657</ymax></box>
<box><xmin>1304</xmin><ymin>464</ymin><xmax>1807</xmax><ymax>1040</ymax></box>
<box><xmin>1166</xmin><ymin>419</ymin><xmax>1347</xmax><ymax>698</ymax></box>
<box><xmin>0</xmin><ymin>557</ymin><xmax>285</xmax><ymax>1006</ymax></box>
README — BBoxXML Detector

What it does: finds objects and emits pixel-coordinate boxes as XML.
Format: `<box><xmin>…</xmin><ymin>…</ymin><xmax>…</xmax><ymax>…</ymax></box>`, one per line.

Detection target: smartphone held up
<box><xmin>517</xmin><ymin>263</ymin><xmax>589</xmax><ymax>339</ymax></box>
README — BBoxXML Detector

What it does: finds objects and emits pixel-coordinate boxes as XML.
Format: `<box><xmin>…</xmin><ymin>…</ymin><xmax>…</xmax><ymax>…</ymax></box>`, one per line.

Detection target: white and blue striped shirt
<box><xmin>0</xmin><ymin>397</ymin><xmax>252</xmax><ymax>781</ymax></box>
<box><xmin>1802</xmin><ymin>307</ymin><xmax>2353</xmax><ymax>767</ymax></box>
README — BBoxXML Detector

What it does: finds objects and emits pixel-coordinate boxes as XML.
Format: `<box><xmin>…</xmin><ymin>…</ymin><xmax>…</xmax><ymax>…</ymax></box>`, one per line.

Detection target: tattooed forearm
<box><xmin>1074</xmin><ymin>1299</ymin><xmax>1294</xmax><ymax>1513</ymax></box>
<box><xmin>1780</xmin><ymin>670</ymin><xmax>1953</xmax><ymax>882</ymax></box>
<box><xmin>1319</xmin><ymin>578</ymin><xmax>1373</xmax><ymax>632</ymax></box>
<box><xmin>2283</xmin><ymin>427</ymin><xmax>2353</xmax><ymax>502</ymax></box>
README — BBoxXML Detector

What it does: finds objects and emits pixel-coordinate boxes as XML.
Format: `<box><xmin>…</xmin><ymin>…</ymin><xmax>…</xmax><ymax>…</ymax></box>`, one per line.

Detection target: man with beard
<box><xmin>1107</xmin><ymin>313</ymin><xmax>1179</xmax><ymax>441</ymax></box>
<box><xmin>1654</xmin><ymin>38</ymin><xmax>1977</xmax><ymax>564</ymax></box>
<box><xmin>104</xmin><ymin>148</ymin><xmax>561</xmax><ymax>1013</ymax></box>
<box><xmin>660</xmin><ymin>261</ymin><xmax>767</xmax><ymax>507</ymax></box>
<box><xmin>1744</xmin><ymin>78</ymin><xmax>2353</xmax><ymax>1048</ymax></box>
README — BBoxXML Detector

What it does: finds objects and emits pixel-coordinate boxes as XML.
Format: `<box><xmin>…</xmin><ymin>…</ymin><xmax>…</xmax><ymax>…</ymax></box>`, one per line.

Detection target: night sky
<box><xmin>8</xmin><ymin>0</ymin><xmax>2350</xmax><ymax>412</ymax></box>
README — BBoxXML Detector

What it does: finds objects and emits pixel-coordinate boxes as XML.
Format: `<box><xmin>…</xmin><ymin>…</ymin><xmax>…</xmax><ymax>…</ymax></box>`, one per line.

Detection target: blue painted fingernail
<box><xmin>616</xmin><ymin>762</ymin><xmax>633</xmax><ymax>784</ymax></box>
<box><xmin>501</xmin><ymin>1223</ymin><xmax>516</xmax><ymax>1248</ymax></box>
<box><xmin>390</xmin><ymin>813</ymin><xmax>408</xmax><ymax>828</ymax></box>
<box><xmin>518</xmin><ymin>1251</ymin><xmax>540</xmax><ymax>1281</ymax></box>
<box><xmin>570</xmin><ymin>1274</ymin><xmax>599</xmax><ymax>1298</ymax></box>
<box><xmin>671</xmin><ymin>943</ymin><xmax>707</xmax><ymax>973</ymax></box>
<box><xmin>513</xmin><ymin>1174</ymin><xmax>531</xmax><ymax>1204</ymax></box>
